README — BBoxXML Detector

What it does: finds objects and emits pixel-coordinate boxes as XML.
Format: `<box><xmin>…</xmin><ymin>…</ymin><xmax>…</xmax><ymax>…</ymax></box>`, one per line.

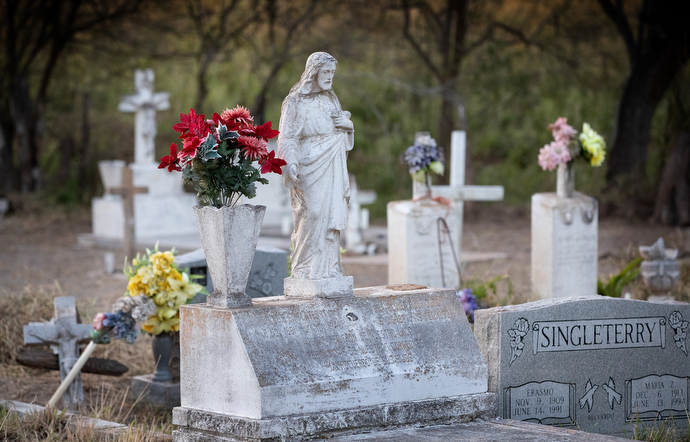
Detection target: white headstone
<box><xmin>250</xmin><ymin>140</ymin><xmax>293</xmax><ymax>235</ymax></box>
<box><xmin>388</xmin><ymin>130</ymin><xmax>504</xmax><ymax>289</ymax></box>
<box><xmin>345</xmin><ymin>174</ymin><xmax>376</xmax><ymax>254</ymax></box>
<box><xmin>531</xmin><ymin>192</ymin><xmax>598</xmax><ymax>298</ymax></box>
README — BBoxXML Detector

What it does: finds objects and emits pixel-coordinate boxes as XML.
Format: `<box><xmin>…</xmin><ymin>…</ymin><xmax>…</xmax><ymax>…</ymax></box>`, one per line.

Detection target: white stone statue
<box><xmin>277</xmin><ymin>52</ymin><xmax>354</xmax><ymax>297</ymax></box>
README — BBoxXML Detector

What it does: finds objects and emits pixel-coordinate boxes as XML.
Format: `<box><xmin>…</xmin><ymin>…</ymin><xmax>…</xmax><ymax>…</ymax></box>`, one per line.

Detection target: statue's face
<box><xmin>316</xmin><ymin>62</ymin><xmax>336</xmax><ymax>91</ymax></box>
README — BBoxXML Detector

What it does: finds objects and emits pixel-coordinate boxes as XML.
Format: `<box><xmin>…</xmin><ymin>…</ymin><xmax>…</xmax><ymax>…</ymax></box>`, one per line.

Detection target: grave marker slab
<box><xmin>173</xmin><ymin>286</ymin><xmax>496</xmax><ymax>441</ymax></box>
<box><xmin>474</xmin><ymin>296</ymin><xmax>690</xmax><ymax>435</ymax></box>
<box><xmin>531</xmin><ymin>192</ymin><xmax>598</xmax><ymax>298</ymax></box>
<box><xmin>23</xmin><ymin>297</ymin><xmax>93</xmax><ymax>408</ymax></box>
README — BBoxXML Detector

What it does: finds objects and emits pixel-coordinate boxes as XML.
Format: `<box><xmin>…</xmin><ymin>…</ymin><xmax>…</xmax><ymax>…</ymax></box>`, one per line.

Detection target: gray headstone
<box><xmin>174</xmin><ymin>246</ymin><xmax>288</xmax><ymax>301</ymax></box>
<box><xmin>175</xmin><ymin>248</ymin><xmax>212</xmax><ymax>303</ymax></box>
<box><xmin>475</xmin><ymin>296</ymin><xmax>690</xmax><ymax>436</ymax></box>
<box><xmin>245</xmin><ymin>246</ymin><xmax>288</xmax><ymax>298</ymax></box>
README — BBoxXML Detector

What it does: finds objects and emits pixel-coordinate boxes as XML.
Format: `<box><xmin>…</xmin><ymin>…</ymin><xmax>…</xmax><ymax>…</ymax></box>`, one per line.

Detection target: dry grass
<box><xmin>0</xmin><ymin>285</ymin><xmax>172</xmax><ymax>439</ymax></box>
<box><xmin>0</xmin><ymin>403</ymin><xmax>173</xmax><ymax>441</ymax></box>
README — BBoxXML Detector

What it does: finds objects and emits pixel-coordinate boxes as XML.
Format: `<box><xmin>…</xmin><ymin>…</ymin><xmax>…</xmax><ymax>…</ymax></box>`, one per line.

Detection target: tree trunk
<box><xmin>606</xmin><ymin>44</ymin><xmax>688</xmax><ymax>182</ymax></box>
<box><xmin>652</xmin><ymin>131</ymin><xmax>690</xmax><ymax>225</ymax></box>
<box><xmin>0</xmin><ymin>112</ymin><xmax>17</xmax><ymax>195</ymax></box>
<box><xmin>251</xmin><ymin>60</ymin><xmax>286</xmax><ymax>125</ymax></box>
<box><xmin>9</xmin><ymin>77</ymin><xmax>42</xmax><ymax>193</ymax></box>
<box><xmin>78</xmin><ymin>92</ymin><xmax>91</xmax><ymax>201</ymax></box>
<box><xmin>195</xmin><ymin>49</ymin><xmax>216</xmax><ymax>113</ymax></box>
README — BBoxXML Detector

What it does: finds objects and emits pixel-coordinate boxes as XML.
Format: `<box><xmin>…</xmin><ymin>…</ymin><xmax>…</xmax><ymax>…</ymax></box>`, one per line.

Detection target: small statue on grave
<box><xmin>277</xmin><ymin>52</ymin><xmax>354</xmax><ymax>281</ymax></box>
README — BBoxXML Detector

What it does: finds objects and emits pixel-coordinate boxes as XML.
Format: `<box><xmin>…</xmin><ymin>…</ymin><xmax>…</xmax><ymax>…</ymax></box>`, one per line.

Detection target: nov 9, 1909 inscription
<box><xmin>475</xmin><ymin>296</ymin><xmax>690</xmax><ymax>436</ymax></box>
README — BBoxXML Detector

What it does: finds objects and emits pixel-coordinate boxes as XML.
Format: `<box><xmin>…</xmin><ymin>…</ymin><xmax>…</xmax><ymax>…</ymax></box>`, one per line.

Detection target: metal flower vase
<box><xmin>151</xmin><ymin>332</ymin><xmax>173</xmax><ymax>383</ymax></box>
<box><xmin>556</xmin><ymin>161</ymin><xmax>575</xmax><ymax>198</ymax></box>
<box><xmin>193</xmin><ymin>204</ymin><xmax>266</xmax><ymax>308</ymax></box>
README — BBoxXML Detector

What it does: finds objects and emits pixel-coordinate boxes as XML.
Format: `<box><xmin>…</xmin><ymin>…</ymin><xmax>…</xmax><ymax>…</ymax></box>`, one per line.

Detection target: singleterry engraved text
<box><xmin>532</xmin><ymin>317</ymin><xmax>666</xmax><ymax>354</ymax></box>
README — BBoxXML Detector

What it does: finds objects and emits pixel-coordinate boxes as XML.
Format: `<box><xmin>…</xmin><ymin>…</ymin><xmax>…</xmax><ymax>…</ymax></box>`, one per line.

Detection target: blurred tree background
<box><xmin>1</xmin><ymin>0</ymin><xmax>689</xmax><ymax>223</ymax></box>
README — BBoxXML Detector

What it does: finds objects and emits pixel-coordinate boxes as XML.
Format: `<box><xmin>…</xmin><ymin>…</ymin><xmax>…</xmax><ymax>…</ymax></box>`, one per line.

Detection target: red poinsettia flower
<box><xmin>261</xmin><ymin>150</ymin><xmax>287</xmax><ymax>174</ymax></box>
<box><xmin>237</xmin><ymin>136</ymin><xmax>268</xmax><ymax>161</ymax></box>
<box><xmin>240</xmin><ymin>121</ymin><xmax>280</xmax><ymax>140</ymax></box>
<box><xmin>173</xmin><ymin>109</ymin><xmax>198</xmax><ymax>134</ymax></box>
<box><xmin>221</xmin><ymin>105</ymin><xmax>253</xmax><ymax>130</ymax></box>
<box><xmin>159</xmin><ymin>143</ymin><xmax>182</xmax><ymax>172</ymax></box>
<box><xmin>180</xmin><ymin>136</ymin><xmax>202</xmax><ymax>159</ymax></box>
<box><xmin>175</xmin><ymin>108</ymin><xmax>210</xmax><ymax>139</ymax></box>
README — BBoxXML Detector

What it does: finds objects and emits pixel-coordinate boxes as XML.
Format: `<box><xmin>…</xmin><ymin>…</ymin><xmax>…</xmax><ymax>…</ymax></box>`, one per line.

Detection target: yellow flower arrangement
<box><xmin>124</xmin><ymin>244</ymin><xmax>205</xmax><ymax>335</ymax></box>
<box><xmin>579</xmin><ymin>122</ymin><xmax>606</xmax><ymax>166</ymax></box>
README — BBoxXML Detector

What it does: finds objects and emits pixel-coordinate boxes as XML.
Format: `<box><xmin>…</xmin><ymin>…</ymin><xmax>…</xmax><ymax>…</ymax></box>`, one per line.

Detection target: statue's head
<box><xmin>295</xmin><ymin>52</ymin><xmax>338</xmax><ymax>95</ymax></box>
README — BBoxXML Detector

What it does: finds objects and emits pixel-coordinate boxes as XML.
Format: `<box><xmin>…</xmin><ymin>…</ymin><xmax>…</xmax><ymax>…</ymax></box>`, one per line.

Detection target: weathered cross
<box><xmin>118</xmin><ymin>69</ymin><xmax>170</xmax><ymax>165</ymax></box>
<box><xmin>110</xmin><ymin>166</ymin><xmax>148</xmax><ymax>261</ymax></box>
<box><xmin>431</xmin><ymin>130</ymin><xmax>505</xmax><ymax>263</ymax></box>
<box><xmin>23</xmin><ymin>297</ymin><xmax>93</xmax><ymax>408</ymax></box>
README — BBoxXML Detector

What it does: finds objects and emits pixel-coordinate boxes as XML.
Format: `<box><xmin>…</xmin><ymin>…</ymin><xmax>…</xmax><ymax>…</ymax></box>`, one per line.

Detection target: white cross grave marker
<box><xmin>118</xmin><ymin>69</ymin><xmax>170</xmax><ymax>165</ymax></box>
<box><xmin>24</xmin><ymin>297</ymin><xmax>93</xmax><ymax>408</ymax></box>
<box><xmin>387</xmin><ymin>130</ymin><xmax>504</xmax><ymax>289</ymax></box>
<box><xmin>431</xmin><ymin>130</ymin><xmax>505</xmax><ymax>264</ymax></box>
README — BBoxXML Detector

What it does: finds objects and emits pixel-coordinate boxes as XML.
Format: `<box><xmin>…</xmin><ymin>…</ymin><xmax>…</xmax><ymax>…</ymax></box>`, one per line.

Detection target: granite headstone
<box><xmin>475</xmin><ymin>296</ymin><xmax>690</xmax><ymax>435</ymax></box>
<box><xmin>174</xmin><ymin>246</ymin><xmax>288</xmax><ymax>300</ymax></box>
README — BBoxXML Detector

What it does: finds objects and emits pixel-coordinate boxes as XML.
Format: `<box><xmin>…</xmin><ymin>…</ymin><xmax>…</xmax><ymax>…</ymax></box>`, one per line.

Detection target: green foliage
<box><xmin>597</xmin><ymin>257</ymin><xmax>643</xmax><ymax>298</ymax></box>
<box><xmin>180</xmin><ymin>131</ymin><xmax>267</xmax><ymax>208</ymax></box>
<box><xmin>463</xmin><ymin>274</ymin><xmax>513</xmax><ymax>304</ymax></box>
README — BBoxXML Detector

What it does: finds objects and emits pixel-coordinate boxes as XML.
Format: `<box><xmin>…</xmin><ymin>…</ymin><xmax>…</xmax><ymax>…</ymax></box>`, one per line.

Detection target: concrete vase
<box><xmin>193</xmin><ymin>204</ymin><xmax>266</xmax><ymax>308</ymax></box>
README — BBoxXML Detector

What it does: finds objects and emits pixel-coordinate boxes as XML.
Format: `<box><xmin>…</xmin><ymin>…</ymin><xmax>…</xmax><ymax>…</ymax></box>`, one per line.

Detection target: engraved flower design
<box><xmin>507</xmin><ymin>318</ymin><xmax>529</xmax><ymax>366</ymax></box>
<box><xmin>669</xmin><ymin>311</ymin><xmax>688</xmax><ymax>356</ymax></box>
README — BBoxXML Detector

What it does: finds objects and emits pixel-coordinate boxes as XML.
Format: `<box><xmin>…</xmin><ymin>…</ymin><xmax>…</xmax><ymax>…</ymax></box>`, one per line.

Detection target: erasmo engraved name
<box><xmin>532</xmin><ymin>317</ymin><xmax>666</xmax><ymax>354</ymax></box>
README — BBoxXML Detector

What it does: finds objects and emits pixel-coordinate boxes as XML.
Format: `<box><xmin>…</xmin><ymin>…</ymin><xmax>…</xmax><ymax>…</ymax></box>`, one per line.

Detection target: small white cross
<box><xmin>431</xmin><ymin>131</ymin><xmax>504</xmax><ymax>263</ymax></box>
<box><xmin>118</xmin><ymin>69</ymin><xmax>170</xmax><ymax>164</ymax></box>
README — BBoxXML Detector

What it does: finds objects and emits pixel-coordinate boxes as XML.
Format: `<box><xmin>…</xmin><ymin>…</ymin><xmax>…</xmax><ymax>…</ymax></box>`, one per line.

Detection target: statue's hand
<box><xmin>332</xmin><ymin>114</ymin><xmax>353</xmax><ymax>132</ymax></box>
<box><xmin>288</xmin><ymin>163</ymin><xmax>299</xmax><ymax>182</ymax></box>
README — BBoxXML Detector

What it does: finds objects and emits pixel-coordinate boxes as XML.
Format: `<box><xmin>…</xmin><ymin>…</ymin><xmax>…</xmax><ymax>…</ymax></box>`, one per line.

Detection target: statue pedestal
<box><xmin>284</xmin><ymin>276</ymin><xmax>354</xmax><ymax>298</ymax></box>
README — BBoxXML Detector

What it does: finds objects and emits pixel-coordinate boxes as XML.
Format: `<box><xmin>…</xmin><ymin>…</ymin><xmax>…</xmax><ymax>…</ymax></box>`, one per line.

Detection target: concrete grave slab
<box><xmin>173</xmin><ymin>286</ymin><xmax>495</xmax><ymax>441</ymax></box>
<box><xmin>475</xmin><ymin>296</ymin><xmax>690</xmax><ymax>435</ymax></box>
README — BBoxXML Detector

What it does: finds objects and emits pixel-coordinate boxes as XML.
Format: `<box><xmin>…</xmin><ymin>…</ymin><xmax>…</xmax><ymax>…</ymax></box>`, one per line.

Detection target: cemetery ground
<box><xmin>0</xmin><ymin>198</ymin><xmax>689</xmax><ymax>440</ymax></box>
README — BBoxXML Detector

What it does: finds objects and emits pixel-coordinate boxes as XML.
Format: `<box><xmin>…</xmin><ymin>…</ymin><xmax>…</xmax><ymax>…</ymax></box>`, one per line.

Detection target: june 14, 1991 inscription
<box><xmin>532</xmin><ymin>317</ymin><xmax>666</xmax><ymax>354</ymax></box>
<box><xmin>504</xmin><ymin>381</ymin><xmax>575</xmax><ymax>425</ymax></box>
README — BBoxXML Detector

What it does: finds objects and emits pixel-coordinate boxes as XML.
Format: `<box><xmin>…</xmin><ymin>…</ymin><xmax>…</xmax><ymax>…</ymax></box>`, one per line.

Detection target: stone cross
<box><xmin>110</xmin><ymin>166</ymin><xmax>148</xmax><ymax>260</ymax></box>
<box><xmin>118</xmin><ymin>69</ymin><xmax>170</xmax><ymax>164</ymax></box>
<box><xmin>23</xmin><ymin>297</ymin><xmax>93</xmax><ymax>408</ymax></box>
<box><xmin>346</xmin><ymin>174</ymin><xmax>377</xmax><ymax>254</ymax></box>
<box><xmin>431</xmin><ymin>130</ymin><xmax>505</xmax><ymax>263</ymax></box>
